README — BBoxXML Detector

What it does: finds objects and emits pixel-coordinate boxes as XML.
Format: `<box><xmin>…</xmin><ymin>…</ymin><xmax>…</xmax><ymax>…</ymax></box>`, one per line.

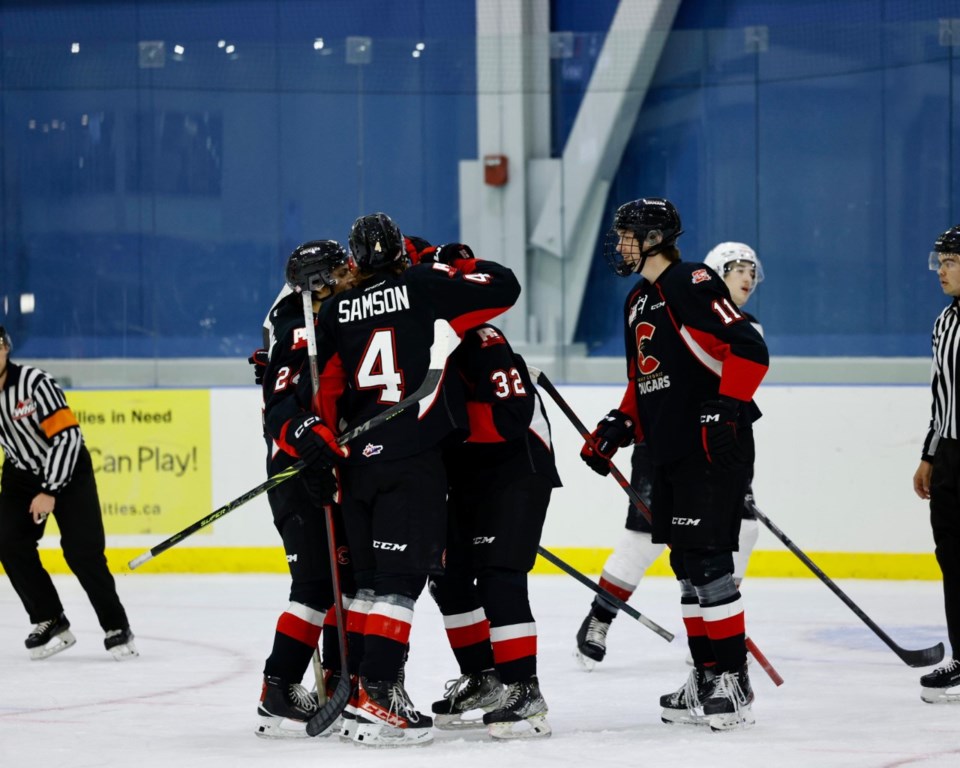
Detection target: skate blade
<box><xmin>352</xmin><ymin>719</ymin><xmax>434</xmax><ymax>747</ymax></box>
<box><xmin>487</xmin><ymin>714</ymin><xmax>552</xmax><ymax>740</ymax></box>
<box><xmin>254</xmin><ymin>714</ymin><xmax>310</xmax><ymax>739</ymax></box>
<box><xmin>660</xmin><ymin>708</ymin><xmax>707</xmax><ymax>727</ymax></box>
<box><xmin>921</xmin><ymin>686</ymin><xmax>960</xmax><ymax>704</ymax></box>
<box><xmin>434</xmin><ymin>711</ymin><xmax>488</xmax><ymax>730</ymax></box>
<box><xmin>109</xmin><ymin>641</ymin><xmax>139</xmax><ymax>661</ymax></box>
<box><xmin>29</xmin><ymin>630</ymin><xmax>76</xmax><ymax>660</ymax></box>
<box><xmin>574</xmin><ymin>649</ymin><xmax>598</xmax><ymax>672</ymax></box>
<box><xmin>707</xmin><ymin>708</ymin><xmax>756</xmax><ymax>732</ymax></box>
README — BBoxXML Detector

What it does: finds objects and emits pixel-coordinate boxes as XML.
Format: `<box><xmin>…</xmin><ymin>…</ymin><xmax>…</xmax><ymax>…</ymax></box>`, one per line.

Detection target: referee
<box><xmin>0</xmin><ymin>326</ymin><xmax>136</xmax><ymax>660</ymax></box>
<box><xmin>913</xmin><ymin>224</ymin><xmax>960</xmax><ymax>702</ymax></box>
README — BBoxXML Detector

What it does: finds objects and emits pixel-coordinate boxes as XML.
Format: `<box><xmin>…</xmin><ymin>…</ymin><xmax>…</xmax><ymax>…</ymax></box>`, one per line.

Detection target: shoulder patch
<box><xmin>475</xmin><ymin>326</ymin><xmax>506</xmax><ymax>348</ymax></box>
<box><xmin>691</xmin><ymin>268</ymin><xmax>712</xmax><ymax>284</ymax></box>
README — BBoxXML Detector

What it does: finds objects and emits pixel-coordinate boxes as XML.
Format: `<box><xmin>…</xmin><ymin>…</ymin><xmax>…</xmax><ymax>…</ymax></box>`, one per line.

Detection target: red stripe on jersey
<box><xmin>704</xmin><ymin>611</ymin><xmax>745</xmax><ymax>641</ymax></box>
<box><xmin>491</xmin><ymin>634</ymin><xmax>537</xmax><ymax>665</ymax></box>
<box><xmin>617</xmin><ymin>384</ymin><xmax>643</xmax><ymax>441</ymax></box>
<box><xmin>683</xmin><ymin>325</ymin><xmax>767</xmax><ymax>401</ymax></box>
<box><xmin>683</xmin><ymin>615</ymin><xmax>707</xmax><ymax>638</ymax></box>
<box><xmin>446</xmin><ymin>619</ymin><xmax>491</xmax><ymax>649</ymax></box>
<box><xmin>277</xmin><ymin>612</ymin><xmax>322</xmax><ymax>646</ymax></box>
<box><xmin>450</xmin><ymin>306</ymin><xmax>514</xmax><ymax>336</ymax></box>
<box><xmin>598</xmin><ymin>577</ymin><xmax>634</xmax><ymax>603</ymax></box>
<box><xmin>317</xmin><ymin>353</ymin><xmax>347</xmax><ymax>428</ymax></box>
<box><xmin>465</xmin><ymin>401</ymin><xmax>503</xmax><ymax>443</ymax></box>
<box><xmin>364</xmin><ymin>613</ymin><xmax>412</xmax><ymax>645</ymax></box>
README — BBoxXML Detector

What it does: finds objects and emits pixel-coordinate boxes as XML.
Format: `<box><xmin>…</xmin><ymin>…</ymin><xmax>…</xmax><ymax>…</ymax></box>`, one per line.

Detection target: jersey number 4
<box><xmin>357</xmin><ymin>329</ymin><xmax>404</xmax><ymax>404</ymax></box>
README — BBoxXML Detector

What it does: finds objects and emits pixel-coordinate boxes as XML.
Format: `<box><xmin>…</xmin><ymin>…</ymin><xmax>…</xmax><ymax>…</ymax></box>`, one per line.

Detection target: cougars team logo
<box><xmin>691</xmin><ymin>268</ymin><xmax>712</xmax><ymax>284</ymax></box>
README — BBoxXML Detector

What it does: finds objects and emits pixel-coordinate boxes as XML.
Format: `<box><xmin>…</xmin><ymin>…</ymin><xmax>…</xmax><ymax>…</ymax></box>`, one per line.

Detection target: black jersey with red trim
<box><xmin>262</xmin><ymin>291</ymin><xmax>346</xmax><ymax>469</ymax></box>
<box><xmin>446</xmin><ymin>323</ymin><xmax>561</xmax><ymax>488</ymax></box>
<box><xmin>616</xmin><ymin>261</ymin><xmax>768</xmax><ymax>466</ymax></box>
<box><xmin>310</xmin><ymin>259</ymin><xmax>521</xmax><ymax>465</ymax></box>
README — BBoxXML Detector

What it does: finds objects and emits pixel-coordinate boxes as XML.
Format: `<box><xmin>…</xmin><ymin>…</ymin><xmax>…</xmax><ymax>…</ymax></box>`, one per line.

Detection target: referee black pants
<box><xmin>0</xmin><ymin>450</ymin><xmax>129</xmax><ymax>631</ymax></box>
<box><xmin>931</xmin><ymin>437</ymin><xmax>960</xmax><ymax>659</ymax></box>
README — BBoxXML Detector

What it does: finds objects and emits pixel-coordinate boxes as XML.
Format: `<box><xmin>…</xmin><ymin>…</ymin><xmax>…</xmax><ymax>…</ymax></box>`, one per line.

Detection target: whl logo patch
<box><xmin>362</xmin><ymin>443</ymin><xmax>383</xmax><ymax>458</ymax></box>
<box><xmin>12</xmin><ymin>399</ymin><xmax>36</xmax><ymax>420</ymax></box>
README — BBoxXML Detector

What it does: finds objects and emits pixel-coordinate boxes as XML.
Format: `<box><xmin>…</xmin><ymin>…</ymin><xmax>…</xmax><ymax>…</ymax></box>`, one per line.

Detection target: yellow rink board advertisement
<box><xmin>60</xmin><ymin>389</ymin><xmax>211</xmax><ymax>535</ymax></box>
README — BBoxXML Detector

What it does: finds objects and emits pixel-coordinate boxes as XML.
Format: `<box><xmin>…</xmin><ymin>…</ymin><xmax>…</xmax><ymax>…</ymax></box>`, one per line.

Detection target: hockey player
<box><xmin>427</xmin><ymin>313</ymin><xmax>561</xmax><ymax>739</ymax></box>
<box><xmin>576</xmin><ymin>242</ymin><xmax>765</xmax><ymax>670</ymax></box>
<box><xmin>255</xmin><ymin>240</ymin><xmax>356</xmax><ymax>738</ymax></box>
<box><xmin>0</xmin><ymin>326</ymin><xmax>136</xmax><ymax>661</ymax></box>
<box><xmin>913</xmin><ymin>224</ymin><xmax>960</xmax><ymax>704</ymax></box>
<box><xmin>299</xmin><ymin>213</ymin><xmax>520</xmax><ymax>747</ymax></box>
<box><xmin>579</xmin><ymin>199</ymin><xmax>768</xmax><ymax>731</ymax></box>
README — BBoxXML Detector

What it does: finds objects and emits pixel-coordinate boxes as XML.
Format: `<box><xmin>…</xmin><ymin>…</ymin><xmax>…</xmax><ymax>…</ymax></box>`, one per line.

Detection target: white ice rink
<box><xmin>0</xmin><ymin>572</ymin><xmax>957</xmax><ymax>768</ymax></box>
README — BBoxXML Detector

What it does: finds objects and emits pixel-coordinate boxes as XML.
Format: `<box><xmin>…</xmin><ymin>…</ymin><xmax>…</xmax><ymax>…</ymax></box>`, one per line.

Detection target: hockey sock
<box><xmin>362</xmin><ymin>576</ymin><xmax>424</xmax><ymax>682</ymax></box>
<box><xmin>477</xmin><ymin>568</ymin><xmax>536</xmax><ymax>683</ymax></box>
<box><xmin>429</xmin><ymin>574</ymin><xmax>494</xmax><ymax>673</ymax></box>
<box><xmin>264</xmin><ymin>601</ymin><xmax>325</xmax><ymax>682</ymax></box>
<box><xmin>346</xmin><ymin>588</ymin><xmax>374</xmax><ymax>677</ymax></box>
<box><xmin>679</xmin><ymin>580</ymin><xmax>714</xmax><ymax>666</ymax></box>
<box><xmin>695</xmin><ymin>574</ymin><xmax>746</xmax><ymax>672</ymax></box>
<box><xmin>596</xmin><ymin>530</ymin><xmax>666</xmax><ymax>616</ymax></box>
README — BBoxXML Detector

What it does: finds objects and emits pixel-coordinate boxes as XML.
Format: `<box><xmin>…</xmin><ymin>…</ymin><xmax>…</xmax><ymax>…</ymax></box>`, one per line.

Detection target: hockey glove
<box><xmin>580</xmin><ymin>409</ymin><xmax>635</xmax><ymax>476</ymax></box>
<box><xmin>248</xmin><ymin>348</ymin><xmax>268</xmax><ymax>385</ymax></box>
<box><xmin>700</xmin><ymin>397</ymin><xmax>745</xmax><ymax>469</ymax></box>
<box><xmin>433</xmin><ymin>242</ymin><xmax>475</xmax><ymax>265</ymax></box>
<box><xmin>283</xmin><ymin>413</ymin><xmax>347</xmax><ymax>467</ymax></box>
<box><xmin>301</xmin><ymin>463</ymin><xmax>341</xmax><ymax>507</ymax></box>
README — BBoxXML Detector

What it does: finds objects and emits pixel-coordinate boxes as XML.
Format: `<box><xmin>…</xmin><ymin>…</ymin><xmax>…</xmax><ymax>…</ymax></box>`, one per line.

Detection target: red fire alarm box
<box><xmin>484</xmin><ymin>154</ymin><xmax>508</xmax><ymax>186</ymax></box>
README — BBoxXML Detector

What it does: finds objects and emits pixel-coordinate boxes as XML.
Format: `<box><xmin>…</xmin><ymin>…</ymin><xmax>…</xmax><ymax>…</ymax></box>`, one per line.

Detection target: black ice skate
<box><xmin>255</xmin><ymin>675</ymin><xmax>320</xmax><ymax>739</ymax></box>
<box><xmin>353</xmin><ymin>677</ymin><xmax>434</xmax><ymax>747</ymax></box>
<box><xmin>575</xmin><ymin>611</ymin><xmax>610</xmax><ymax>671</ymax></box>
<box><xmin>25</xmin><ymin>614</ymin><xmax>76</xmax><ymax>660</ymax></box>
<box><xmin>431</xmin><ymin>669</ymin><xmax>502</xmax><ymax>730</ymax></box>
<box><xmin>482</xmin><ymin>675</ymin><xmax>551</xmax><ymax>739</ymax></box>
<box><xmin>920</xmin><ymin>658</ymin><xmax>960</xmax><ymax>704</ymax></box>
<box><xmin>660</xmin><ymin>665</ymin><xmax>716</xmax><ymax>726</ymax></box>
<box><xmin>104</xmin><ymin>627</ymin><xmax>138</xmax><ymax>660</ymax></box>
<box><xmin>702</xmin><ymin>663</ymin><xmax>755</xmax><ymax>731</ymax></box>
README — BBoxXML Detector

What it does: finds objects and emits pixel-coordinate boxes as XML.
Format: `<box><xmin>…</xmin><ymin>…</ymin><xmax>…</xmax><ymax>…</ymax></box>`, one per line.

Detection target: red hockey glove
<box><xmin>580</xmin><ymin>409</ymin><xmax>634</xmax><ymax>476</ymax></box>
<box><xmin>283</xmin><ymin>413</ymin><xmax>347</xmax><ymax>467</ymax></box>
<box><xmin>700</xmin><ymin>397</ymin><xmax>746</xmax><ymax>469</ymax></box>
<box><xmin>248</xmin><ymin>348</ymin><xmax>268</xmax><ymax>386</ymax></box>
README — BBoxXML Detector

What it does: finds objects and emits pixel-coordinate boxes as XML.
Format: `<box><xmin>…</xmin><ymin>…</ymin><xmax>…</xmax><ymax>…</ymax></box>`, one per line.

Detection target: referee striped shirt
<box><xmin>0</xmin><ymin>362</ymin><xmax>84</xmax><ymax>493</ymax></box>
<box><xmin>923</xmin><ymin>297</ymin><xmax>960</xmax><ymax>458</ymax></box>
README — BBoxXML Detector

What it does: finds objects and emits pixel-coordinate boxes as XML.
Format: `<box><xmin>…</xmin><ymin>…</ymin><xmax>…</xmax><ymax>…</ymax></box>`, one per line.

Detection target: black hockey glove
<box><xmin>301</xmin><ymin>463</ymin><xmax>340</xmax><ymax>507</ymax></box>
<box><xmin>283</xmin><ymin>413</ymin><xmax>347</xmax><ymax>467</ymax></box>
<box><xmin>580</xmin><ymin>409</ymin><xmax>635</xmax><ymax>476</ymax></box>
<box><xmin>248</xmin><ymin>348</ymin><xmax>268</xmax><ymax>385</ymax></box>
<box><xmin>433</xmin><ymin>242</ymin><xmax>475</xmax><ymax>265</ymax></box>
<box><xmin>699</xmin><ymin>397</ymin><xmax>746</xmax><ymax>469</ymax></box>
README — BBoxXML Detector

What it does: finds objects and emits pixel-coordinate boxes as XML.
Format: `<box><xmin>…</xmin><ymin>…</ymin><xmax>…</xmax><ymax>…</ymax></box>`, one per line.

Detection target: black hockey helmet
<box><xmin>604</xmin><ymin>197</ymin><xmax>683</xmax><ymax>277</ymax></box>
<box><xmin>929</xmin><ymin>225</ymin><xmax>960</xmax><ymax>271</ymax></box>
<box><xmin>0</xmin><ymin>325</ymin><xmax>10</xmax><ymax>352</ymax></box>
<box><xmin>349</xmin><ymin>213</ymin><xmax>405</xmax><ymax>272</ymax></box>
<box><xmin>285</xmin><ymin>240</ymin><xmax>350</xmax><ymax>293</ymax></box>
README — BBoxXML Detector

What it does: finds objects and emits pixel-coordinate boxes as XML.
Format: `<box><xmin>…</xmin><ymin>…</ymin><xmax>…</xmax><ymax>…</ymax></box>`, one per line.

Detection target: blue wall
<box><xmin>1</xmin><ymin>1</ymin><xmax>958</xmax><ymax>359</ymax></box>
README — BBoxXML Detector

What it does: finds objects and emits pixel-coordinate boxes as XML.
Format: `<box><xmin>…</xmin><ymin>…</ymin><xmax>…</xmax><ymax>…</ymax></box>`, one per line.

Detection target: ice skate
<box><xmin>702</xmin><ymin>663</ymin><xmax>755</xmax><ymax>731</ymax></box>
<box><xmin>660</xmin><ymin>665</ymin><xmax>715</xmax><ymax>726</ymax></box>
<box><xmin>337</xmin><ymin>674</ymin><xmax>361</xmax><ymax>741</ymax></box>
<box><xmin>482</xmin><ymin>676</ymin><xmax>551</xmax><ymax>739</ymax></box>
<box><xmin>431</xmin><ymin>669</ymin><xmax>502</xmax><ymax>729</ymax></box>
<box><xmin>25</xmin><ymin>614</ymin><xmax>76</xmax><ymax>660</ymax></box>
<box><xmin>104</xmin><ymin>627</ymin><xmax>138</xmax><ymax>660</ymax></box>
<box><xmin>255</xmin><ymin>675</ymin><xmax>319</xmax><ymax>739</ymax></box>
<box><xmin>920</xmin><ymin>658</ymin><xmax>960</xmax><ymax>704</ymax></box>
<box><xmin>574</xmin><ymin>611</ymin><xmax>610</xmax><ymax>671</ymax></box>
<box><xmin>352</xmin><ymin>677</ymin><xmax>434</xmax><ymax>747</ymax></box>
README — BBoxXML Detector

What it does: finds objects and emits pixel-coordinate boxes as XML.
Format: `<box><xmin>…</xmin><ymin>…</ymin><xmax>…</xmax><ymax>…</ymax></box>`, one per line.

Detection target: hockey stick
<box><xmin>530</xmin><ymin>367</ymin><xmax>784</xmax><ymax>684</ymax></box>
<box><xmin>536</xmin><ymin>545</ymin><xmax>674</xmax><ymax>641</ymax></box>
<box><xmin>300</xmin><ymin>289</ymin><xmax>345</xmax><ymax>722</ymax></box>
<box><xmin>749</xmin><ymin>500</ymin><xmax>944</xmax><ymax>668</ymax></box>
<box><xmin>128</xmin><ymin>318</ymin><xmax>457</xmax><ymax>570</ymax></box>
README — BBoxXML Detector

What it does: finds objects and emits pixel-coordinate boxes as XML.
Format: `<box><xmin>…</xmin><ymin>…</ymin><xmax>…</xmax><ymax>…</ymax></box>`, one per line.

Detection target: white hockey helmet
<box><xmin>704</xmin><ymin>242</ymin><xmax>764</xmax><ymax>287</ymax></box>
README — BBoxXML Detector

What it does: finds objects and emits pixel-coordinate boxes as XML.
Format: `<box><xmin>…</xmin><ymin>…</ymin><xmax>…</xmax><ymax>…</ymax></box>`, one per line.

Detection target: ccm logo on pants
<box><xmin>373</xmin><ymin>540</ymin><xmax>408</xmax><ymax>551</ymax></box>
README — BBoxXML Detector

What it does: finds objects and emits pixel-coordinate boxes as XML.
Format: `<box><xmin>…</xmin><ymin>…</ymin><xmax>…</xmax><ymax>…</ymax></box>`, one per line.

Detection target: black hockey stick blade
<box><xmin>536</xmin><ymin>546</ymin><xmax>674</xmax><ymax>642</ymax></box>
<box><xmin>306</xmin><ymin>670</ymin><xmax>351</xmax><ymax>737</ymax></box>
<box><xmin>750</xmin><ymin>501</ymin><xmax>944</xmax><ymax>668</ymax></box>
<box><xmin>128</xmin><ymin>319</ymin><xmax>458</xmax><ymax>570</ymax></box>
